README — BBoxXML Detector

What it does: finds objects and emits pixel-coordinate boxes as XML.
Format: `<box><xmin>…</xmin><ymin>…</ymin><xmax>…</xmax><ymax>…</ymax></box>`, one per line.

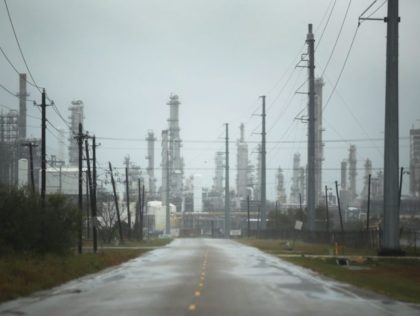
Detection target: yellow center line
<box><xmin>194</xmin><ymin>290</ymin><xmax>201</xmax><ymax>297</ymax></box>
<box><xmin>188</xmin><ymin>304</ymin><xmax>196</xmax><ymax>311</ymax></box>
<box><xmin>199</xmin><ymin>282</ymin><xmax>204</xmax><ymax>287</ymax></box>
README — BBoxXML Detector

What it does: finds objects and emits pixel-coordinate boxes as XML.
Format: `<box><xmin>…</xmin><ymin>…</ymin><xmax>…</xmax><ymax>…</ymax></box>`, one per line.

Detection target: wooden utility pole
<box><xmin>35</xmin><ymin>89</ymin><xmax>50</xmax><ymax>203</ymax></box>
<box><xmin>335</xmin><ymin>181</ymin><xmax>344</xmax><ymax>234</ymax></box>
<box><xmin>224</xmin><ymin>123</ymin><xmax>230</xmax><ymax>238</ymax></box>
<box><xmin>299</xmin><ymin>193</ymin><xmax>303</xmax><ymax>215</ymax></box>
<box><xmin>367</xmin><ymin>174</ymin><xmax>371</xmax><ymax>231</ymax></box>
<box><xmin>136</xmin><ymin>179</ymin><xmax>141</xmax><ymax>240</ymax></box>
<box><xmin>92</xmin><ymin>136</ymin><xmax>97</xmax><ymax>229</ymax></box>
<box><xmin>109</xmin><ymin>162</ymin><xmax>123</xmax><ymax>242</ymax></box>
<box><xmin>398</xmin><ymin>167</ymin><xmax>404</xmax><ymax>211</ymax></box>
<box><xmin>141</xmin><ymin>183</ymin><xmax>145</xmax><ymax>241</ymax></box>
<box><xmin>125</xmin><ymin>167</ymin><xmax>131</xmax><ymax>238</ymax></box>
<box><xmin>85</xmin><ymin>139</ymin><xmax>97</xmax><ymax>252</ymax></box>
<box><xmin>76</xmin><ymin>123</ymin><xmax>84</xmax><ymax>254</ymax></box>
<box><xmin>324</xmin><ymin>185</ymin><xmax>329</xmax><ymax>233</ymax></box>
<box><xmin>247</xmin><ymin>195</ymin><xmax>250</xmax><ymax>238</ymax></box>
<box><xmin>85</xmin><ymin>173</ymin><xmax>90</xmax><ymax>240</ymax></box>
<box><xmin>21</xmin><ymin>142</ymin><xmax>37</xmax><ymax>194</ymax></box>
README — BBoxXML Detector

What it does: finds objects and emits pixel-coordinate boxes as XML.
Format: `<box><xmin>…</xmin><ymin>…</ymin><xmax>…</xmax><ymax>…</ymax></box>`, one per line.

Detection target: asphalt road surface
<box><xmin>1</xmin><ymin>238</ymin><xmax>419</xmax><ymax>316</ymax></box>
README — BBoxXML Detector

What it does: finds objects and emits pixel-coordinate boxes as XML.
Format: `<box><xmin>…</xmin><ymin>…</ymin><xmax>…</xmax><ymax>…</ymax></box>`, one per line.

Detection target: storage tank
<box><xmin>18</xmin><ymin>159</ymin><xmax>28</xmax><ymax>188</ymax></box>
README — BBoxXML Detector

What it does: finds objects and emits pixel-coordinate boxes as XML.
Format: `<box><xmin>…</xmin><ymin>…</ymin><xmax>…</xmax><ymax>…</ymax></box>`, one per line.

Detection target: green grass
<box><xmin>284</xmin><ymin>257</ymin><xmax>420</xmax><ymax>304</ymax></box>
<box><xmin>241</xmin><ymin>238</ymin><xmax>420</xmax><ymax>304</ymax></box>
<box><xmin>0</xmin><ymin>239</ymin><xmax>172</xmax><ymax>303</ymax></box>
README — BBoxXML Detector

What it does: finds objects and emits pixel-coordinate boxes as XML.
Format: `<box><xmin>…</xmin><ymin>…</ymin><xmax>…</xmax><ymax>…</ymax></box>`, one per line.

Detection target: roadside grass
<box><xmin>240</xmin><ymin>238</ymin><xmax>420</xmax><ymax>304</ymax></box>
<box><xmin>240</xmin><ymin>238</ymin><xmax>376</xmax><ymax>256</ymax></box>
<box><xmin>285</xmin><ymin>257</ymin><xmax>420</xmax><ymax>304</ymax></box>
<box><xmin>0</xmin><ymin>239</ymin><xmax>172</xmax><ymax>303</ymax></box>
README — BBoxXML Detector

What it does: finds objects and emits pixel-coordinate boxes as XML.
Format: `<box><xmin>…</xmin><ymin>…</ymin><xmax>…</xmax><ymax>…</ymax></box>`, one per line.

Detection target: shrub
<box><xmin>0</xmin><ymin>187</ymin><xmax>79</xmax><ymax>255</ymax></box>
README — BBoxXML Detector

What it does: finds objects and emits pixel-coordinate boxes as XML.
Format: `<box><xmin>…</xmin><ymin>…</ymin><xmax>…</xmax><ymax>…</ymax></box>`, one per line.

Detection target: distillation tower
<box><xmin>276</xmin><ymin>167</ymin><xmax>287</xmax><ymax>204</ymax></box>
<box><xmin>236</xmin><ymin>123</ymin><xmax>249</xmax><ymax>199</ymax></box>
<box><xmin>348</xmin><ymin>145</ymin><xmax>357</xmax><ymax>202</ymax></box>
<box><xmin>290</xmin><ymin>153</ymin><xmax>301</xmax><ymax>204</ymax></box>
<box><xmin>166</xmin><ymin>94</ymin><xmax>184</xmax><ymax>211</ymax></box>
<box><xmin>146</xmin><ymin>130</ymin><xmax>157</xmax><ymax>196</ymax></box>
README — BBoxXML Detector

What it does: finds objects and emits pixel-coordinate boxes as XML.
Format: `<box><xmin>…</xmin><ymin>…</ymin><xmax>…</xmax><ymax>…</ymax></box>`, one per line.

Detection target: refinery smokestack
<box><xmin>18</xmin><ymin>74</ymin><xmax>27</xmax><ymax>140</ymax></box>
<box><xmin>68</xmin><ymin>100</ymin><xmax>84</xmax><ymax>166</ymax></box>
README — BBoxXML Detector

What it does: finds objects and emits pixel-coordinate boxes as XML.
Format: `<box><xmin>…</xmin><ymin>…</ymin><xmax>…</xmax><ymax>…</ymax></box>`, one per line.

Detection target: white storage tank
<box><xmin>18</xmin><ymin>159</ymin><xmax>28</xmax><ymax>188</ymax></box>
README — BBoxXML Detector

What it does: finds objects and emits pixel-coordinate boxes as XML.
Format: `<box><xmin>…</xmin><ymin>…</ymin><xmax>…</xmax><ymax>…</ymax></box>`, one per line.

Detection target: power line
<box><xmin>105</xmin><ymin>166</ymin><xmax>387</xmax><ymax>172</ymax></box>
<box><xmin>321</xmin><ymin>70</ymin><xmax>383</xmax><ymax>158</ymax></box>
<box><xmin>316</xmin><ymin>0</ymin><xmax>337</xmax><ymax>50</ymax></box>
<box><xmin>323</xmin><ymin>23</ymin><xmax>360</xmax><ymax>111</ymax></box>
<box><xmin>0</xmin><ymin>81</ymin><xmax>35</xmax><ymax>103</ymax></box>
<box><xmin>52</xmin><ymin>103</ymin><xmax>72</xmax><ymax>129</ymax></box>
<box><xmin>0</xmin><ymin>45</ymin><xmax>39</xmax><ymax>89</ymax></box>
<box><xmin>320</xmin><ymin>0</ymin><xmax>353</xmax><ymax>77</ymax></box>
<box><xmin>95</xmin><ymin>135</ymin><xmax>408</xmax><ymax>144</ymax></box>
<box><xmin>367</xmin><ymin>0</ymin><xmax>387</xmax><ymax>19</ymax></box>
<box><xmin>0</xmin><ymin>46</ymin><xmax>20</xmax><ymax>76</ymax></box>
<box><xmin>3</xmin><ymin>0</ymin><xmax>42</xmax><ymax>93</ymax></box>
<box><xmin>0</xmin><ymin>82</ymin><xmax>18</xmax><ymax>98</ymax></box>
<box><xmin>3</xmin><ymin>1</ymin><xmax>71</xmax><ymax>130</ymax></box>
<box><xmin>0</xmin><ymin>103</ymin><xmax>41</xmax><ymax>120</ymax></box>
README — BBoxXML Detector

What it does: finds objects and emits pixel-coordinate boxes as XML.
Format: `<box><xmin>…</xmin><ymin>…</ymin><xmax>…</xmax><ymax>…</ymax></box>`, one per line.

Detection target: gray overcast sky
<box><xmin>1</xmin><ymin>0</ymin><xmax>419</xmax><ymax>199</ymax></box>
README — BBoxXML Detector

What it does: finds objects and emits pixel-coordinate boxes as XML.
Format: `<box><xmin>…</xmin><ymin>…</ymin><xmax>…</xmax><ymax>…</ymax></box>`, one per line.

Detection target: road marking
<box><xmin>199</xmin><ymin>282</ymin><xmax>204</xmax><ymax>287</ymax></box>
<box><xmin>188</xmin><ymin>304</ymin><xmax>196</xmax><ymax>311</ymax></box>
<box><xmin>200</xmin><ymin>275</ymin><xmax>205</xmax><ymax>281</ymax></box>
<box><xmin>201</xmin><ymin>272</ymin><xmax>206</xmax><ymax>276</ymax></box>
<box><xmin>195</xmin><ymin>290</ymin><xmax>201</xmax><ymax>297</ymax></box>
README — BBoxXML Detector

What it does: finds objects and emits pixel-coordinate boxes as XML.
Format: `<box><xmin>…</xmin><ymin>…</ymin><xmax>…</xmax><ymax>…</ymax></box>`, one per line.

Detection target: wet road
<box><xmin>1</xmin><ymin>238</ymin><xmax>419</xmax><ymax>316</ymax></box>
